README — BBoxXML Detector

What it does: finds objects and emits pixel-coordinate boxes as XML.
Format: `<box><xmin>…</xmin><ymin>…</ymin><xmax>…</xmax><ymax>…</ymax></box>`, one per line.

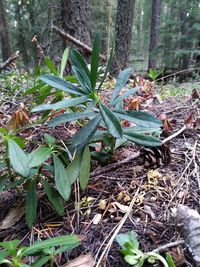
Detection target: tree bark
<box><xmin>0</xmin><ymin>0</ymin><xmax>12</xmax><ymax>62</ymax></box>
<box><xmin>61</xmin><ymin>0</ymin><xmax>92</xmax><ymax>54</ymax></box>
<box><xmin>110</xmin><ymin>0</ymin><xmax>135</xmax><ymax>77</ymax></box>
<box><xmin>148</xmin><ymin>0</ymin><xmax>161</xmax><ymax>70</ymax></box>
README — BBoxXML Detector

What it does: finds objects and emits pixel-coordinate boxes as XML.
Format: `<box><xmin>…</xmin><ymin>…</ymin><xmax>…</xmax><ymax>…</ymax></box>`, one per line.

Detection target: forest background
<box><xmin>0</xmin><ymin>0</ymin><xmax>200</xmax><ymax>74</ymax></box>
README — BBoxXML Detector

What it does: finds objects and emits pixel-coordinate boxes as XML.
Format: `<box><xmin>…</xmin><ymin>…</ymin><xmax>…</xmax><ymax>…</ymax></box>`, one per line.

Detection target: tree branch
<box><xmin>52</xmin><ymin>25</ymin><xmax>107</xmax><ymax>62</ymax></box>
<box><xmin>0</xmin><ymin>52</ymin><xmax>19</xmax><ymax>70</ymax></box>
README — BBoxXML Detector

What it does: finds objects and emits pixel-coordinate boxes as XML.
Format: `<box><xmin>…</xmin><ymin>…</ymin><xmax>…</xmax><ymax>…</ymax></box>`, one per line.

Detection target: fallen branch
<box><xmin>90</xmin><ymin>152</ymin><xmax>140</xmax><ymax>178</ymax></box>
<box><xmin>153</xmin><ymin>240</ymin><xmax>184</xmax><ymax>253</ymax></box>
<box><xmin>162</xmin><ymin>125</ymin><xmax>186</xmax><ymax>144</ymax></box>
<box><xmin>52</xmin><ymin>25</ymin><xmax>107</xmax><ymax>62</ymax></box>
<box><xmin>0</xmin><ymin>52</ymin><xmax>19</xmax><ymax>70</ymax></box>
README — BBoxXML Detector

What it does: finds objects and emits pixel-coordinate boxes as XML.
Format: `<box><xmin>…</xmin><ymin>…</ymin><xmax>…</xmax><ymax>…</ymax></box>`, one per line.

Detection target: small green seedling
<box><xmin>0</xmin><ymin>235</ymin><xmax>82</xmax><ymax>267</ymax></box>
<box><xmin>116</xmin><ymin>231</ymin><xmax>176</xmax><ymax>267</ymax></box>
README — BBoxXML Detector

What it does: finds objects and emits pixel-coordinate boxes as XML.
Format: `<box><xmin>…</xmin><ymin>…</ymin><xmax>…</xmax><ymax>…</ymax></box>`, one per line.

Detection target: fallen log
<box><xmin>0</xmin><ymin>52</ymin><xmax>19</xmax><ymax>70</ymax></box>
<box><xmin>52</xmin><ymin>25</ymin><xmax>107</xmax><ymax>62</ymax></box>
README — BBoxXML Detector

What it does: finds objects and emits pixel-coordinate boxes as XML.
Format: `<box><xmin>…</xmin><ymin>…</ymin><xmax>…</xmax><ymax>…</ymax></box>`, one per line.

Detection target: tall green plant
<box><xmin>31</xmin><ymin>35</ymin><xmax>162</xmax><ymax>196</ymax></box>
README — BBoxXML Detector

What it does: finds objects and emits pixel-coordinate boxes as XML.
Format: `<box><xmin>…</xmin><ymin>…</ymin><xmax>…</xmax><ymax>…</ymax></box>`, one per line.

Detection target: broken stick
<box><xmin>52</xmin><ymin>25</ymin><xmax>107</xmax><ymax>62</ymax></box>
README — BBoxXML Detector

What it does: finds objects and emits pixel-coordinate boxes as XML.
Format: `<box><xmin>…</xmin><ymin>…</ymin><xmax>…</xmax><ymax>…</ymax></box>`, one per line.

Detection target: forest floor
<box><xmin>0</xmin><ymin>79</ymin><xmax>200</xmax><ymax>267</ymax></box>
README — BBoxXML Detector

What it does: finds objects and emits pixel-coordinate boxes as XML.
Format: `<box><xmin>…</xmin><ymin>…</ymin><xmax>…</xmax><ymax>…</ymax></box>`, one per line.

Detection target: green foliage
<box><xmin>0</xmin><ymin>129</ymin><xmax>70</xmax><ymax>227</ymax></box>
<box><xmin>147</xmin><ymin>68</ymin><xmax>163</xmax><ymax>81</ymax></box>
<box><xmin>32</xmin><ymin>36</ymin><xmax>162</xmax><ymax>154</ymax></box>
<box><xmin>0</xmin><ymin>37</ymin><xmax>162</xmax><ymax>228</ymax></box>
<box><xmin>0</xmin><ymin>235</ymin><xmax>81</xmax><ymax>267</ymax></box>
<box><xmin>116</xmin><ymin>231</ymin><xmax>174</xmax><ymax>267</ymax></box>
<box><xmin>165</xmin><ymin>253</ymin><xmax>176</xmax><ymax>267</ymax></box>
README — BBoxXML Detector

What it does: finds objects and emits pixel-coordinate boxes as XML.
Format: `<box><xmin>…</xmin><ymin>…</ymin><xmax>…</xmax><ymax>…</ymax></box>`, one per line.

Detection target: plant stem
<box><xmin>146</xmin><ymin>252</ymin><xmax>169</xmax><ymax>267</ymax></box>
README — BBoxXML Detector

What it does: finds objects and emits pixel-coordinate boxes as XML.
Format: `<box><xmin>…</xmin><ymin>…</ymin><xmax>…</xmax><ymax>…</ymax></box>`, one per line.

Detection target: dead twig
<box><xmin>162</xmin><ymin>125</ymin><xmax>186</xmax><ymax>144</ymax></box>
<box><xmin>95</xmin><ymin>187</ymin><xmax>140</xmax><ymax>267</ymax></box>
<box><xmin>52</xmin><ymin>25</ymin><xmax>107</xmax><ymax>62</ymax></box>
<box><xmin>90</xmin><ymin>152</ymin><xmax>140</xmax><ymax>178</ymax></box>
<box><xmin>153</xmin><ymin>240</ymin><xmax>184</xmax><ymax>253</ymax></box>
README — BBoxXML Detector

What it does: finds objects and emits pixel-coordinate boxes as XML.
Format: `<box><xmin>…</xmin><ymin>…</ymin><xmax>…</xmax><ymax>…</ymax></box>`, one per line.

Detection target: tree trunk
<box><xmin>110</xmin><ymin>0</ymin><xmax>135</xmax><ymax>77</ymax></box>
<box><xmin>148</xmin><ymin>0</ymin><xmax>161</xmax><ymax>70</ymax></box>
<box><xmin>61</xmin><ymin>0</ymin><xmax>92</xmax><ymax>54</ymax></box>
<box><xmin>0</xmin><ymin>0</ymin><xmax>12</xmax><ymax>62</ymax></box>
<box><xmin>14</xmin><ymin>3</ymin><xmax>29</xmax><ymax>66</ymax></box>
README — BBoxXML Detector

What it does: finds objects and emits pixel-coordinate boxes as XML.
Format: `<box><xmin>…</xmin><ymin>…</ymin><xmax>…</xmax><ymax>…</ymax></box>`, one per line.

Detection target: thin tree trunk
<box><xmin>0</xmin><ymin>0</ymin><xmax>12</xmax><ymax>61</ymax></box>
<box><xmin>148</xmin><ymin>0</ymin><xmax>161</xmax><ymax>70</ymax></box>
<box><xmin>110</xmin><ymin>0</ymin><xmax>135</xmax><ymax>77</ymax></box>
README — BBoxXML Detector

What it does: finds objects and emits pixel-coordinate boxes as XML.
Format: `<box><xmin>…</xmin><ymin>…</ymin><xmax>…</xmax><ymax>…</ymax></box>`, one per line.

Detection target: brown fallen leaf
<box><xmin>184</xmin><ymin>113</ymin><xmax>194</xmax><ymax>128</ymax></box>
<box><xmin>6</xmin><ymin>103</ymin><xmax>30</xmax><ymax>130</ymax></box>
<box><xmin>159</xmin><ymin>113</ymin><xmax>173</xmax><ymax>132</ymax></box>
<box><xmin>61</xmin><ymin>253</ymin><xmax>94</xmax><ymax>267</ymax></box>
<box><xmin>0</xmin><ymin>200</ymin><xmax>25</xmax><ymax>229</ymax></box>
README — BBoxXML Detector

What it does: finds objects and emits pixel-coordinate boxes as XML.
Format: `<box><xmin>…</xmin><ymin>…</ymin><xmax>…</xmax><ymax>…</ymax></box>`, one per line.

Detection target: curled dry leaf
<box><xmin>6</xmin><ymin>103</ymin><xmax>30</xmax><ymax>130</ymax></box>
<box><xmin>112</xmin><ymin>202</ymin><xmax>129</xmax><ymax>213</ymax></box>
<box><xmin>147</xmin><ymin>170</ymin><xmax>162</xmax><ymax>182</ymax></box>
<box><xmin>61</xmin><ymin>253</ymin><xmax>94</xmax><ymax>267</ymax></box>
<box><xmin>184</xmin><ymin>113</ymin><xmax>194</xmax><ymax>128</ymax></box>
<box><xmin>0</xmin><ymin>201</ymin><xmax>25</xmax><ymax>229</ymax></box>
<box><xmin>99</xmin><ymin>199</ymin><xmax>107</xmax><ymax>210</ymax></box>
<box><xmin>159</xmin><ymin>113</ymin><xmax>173</xmax><ymax>132</ymax></box>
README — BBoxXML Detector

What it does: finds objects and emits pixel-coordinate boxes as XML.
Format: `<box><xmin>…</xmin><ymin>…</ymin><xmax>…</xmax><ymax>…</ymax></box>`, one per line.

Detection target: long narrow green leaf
<box><xmin>42</xmin><ymin>180</ymin><xmax>65</xmax><ymax>216</ymax></box>
<box><xmin>28</xmin><ymin>147</ymin><xmax>52</xmax><ymax>168</ymax></box>
<box><xmin>44</xmin><ymin>57</ymin><xmax>58</xmax><ymax>75</ymax></box>
<box><xmin>123</xmin><ymin>126</ymin><xmax>161</xmax><ymax>134</ymax></box>
<box><xmin>24</xmin><ymin>83</ymin><xmax>48</xmax><ymax>95</ymax></box>
<box><xmin>22</xmin><ymin>235</ymin><xmax>81</xmax><ymax>256</ymax></box>
<box><xmin>32</xmin><ymin>256</ymin><xmax>50</xmax><ymax>267</ymax></box>
<box><xmin>111</xmin><ymin>87</ymin><xmax>139</xmax><ymax>106</ymax></box>
<box><xmin>97</xmin><ymin>37</ymin><xmax>114</xmax><ymax>92</ymax></box>
<box><xmin>124</xmin><ymin>132</ymin><xmax>162</xmax><ymax>147</ymax></box>
<box><xmin>8</xmin><ymin>140</ymin><xmax>30</xmax><ymax>177</ymax></box>
<box><xmin>48</xmin><ymin>111</ymin><xmax>95</xmax><ymax>127</ymax></box>
<box><xmin>60</xmin><ymin>48</ymin><xmax>69</xmax><ymax>78</ymax></box>
<box><xmin>99</xmin><ymin>103</ymin><xmax>122</xmax><ymax>138</ymax></box>
<box><xmin>72</xmin><ymin>66</ymin><xmax>92</xmax><ymax>93</ymax></box>
<box><xmin>79</xmin><ymin>146</ymin><xmax>91</xmax><ymax>190</ymax></box>
<box><xmin>39</xmin><ymin>75</ymin><xmax>85</xmax><ymax>95</ymax></box>
<box><xmin>70</xmin><ymin>49</ymin><xmax>90</xmax><ymax>77</ymax></box>
<box><xmin>110</xmin><ymin>67</ymin><xmax>132</xmax><ymax>103</ymax></box>
<box><xmin>114</xmin><ymin>110</ymin><xmax>162</xmax><ymax>128</ymax></box>
<box><xmin>25</xmin><ymin>179</ymin><xmax>37</xmax><ymax>228</ymax></box>
<box><xmin>53</xmin><ymin>155</ymin><xmax>71</xmax><ymax>200</ymax></box>
<box><xmin>70</xmin><ymin>115</ymin><xmax>101</xmax><ymax>151</ymax></box>
<box><xmin>32</xmin><ymin>96</ymin><xmax>88</xmax><ymax>112</ymax></box>
<box><xmin>90</xmin><ymin>33</ymin><xmax>100</xmax><ymax>90</ymax></box>
<box><xmin>66</xmin><ymin>153</ymin><xmax>82</xmax><ymax>184</ymax></box>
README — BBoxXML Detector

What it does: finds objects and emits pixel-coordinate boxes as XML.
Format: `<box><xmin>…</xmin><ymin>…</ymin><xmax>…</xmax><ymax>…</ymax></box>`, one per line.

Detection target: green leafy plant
<box><xmin>147</xmin><ymin>68</ymin><xmax>163</xmax><ymax>81</ymax></box>
<box><xmin>24</xmin><ymin>47</ymin><xmax>70</xmax><ymax>107</ymax></box>
<box><xmin>116</xmin><ymin>231</ymin><xmax>175</xmax><ymax>267</ymax></box>
<box><xmin>0</xmin><ymin>129</ymin><xmax>70</xmax><ymax>227</ymax></box>
<box><xmin>32</xmin><ymin>35</ymin><xmax>162</xmax><ymax>161</ymax></box>
<box><xmin>0</xmin><ymin>234</ymin><xmax>82</xmax><ymax>267</ymax></box>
